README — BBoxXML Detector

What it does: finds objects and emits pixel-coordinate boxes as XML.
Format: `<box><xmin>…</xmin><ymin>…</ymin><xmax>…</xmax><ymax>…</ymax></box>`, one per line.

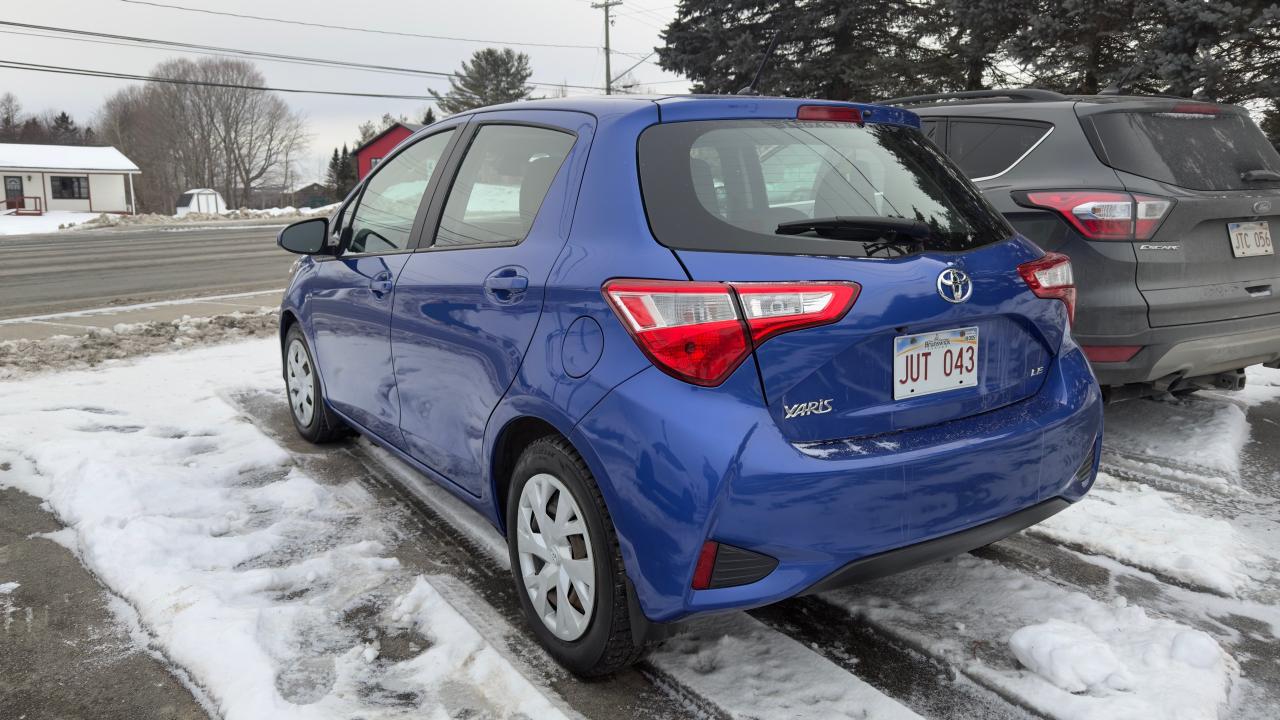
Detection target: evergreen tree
<box><xmin>429</xmin><ymin>48</ymin><xmax>533</xmax><ymax>114</ymax></box>
<box><xmin>423</xmin><ymin>107</ymin><xmax>437</xmax><ymax>125</ymax></box>
<box><xmin>657</xmin><ymin>1</ymin><xmax>945</xmax><ymax>100</ymax></box>
<box><xmin>50</xmin><ymin>111</ymin><xmax>80</xmax><ymax>144</ymax></box>
<box><xmin>325</xmin><ymin>148</ymin><xmax>342</xmax><ymax>199</ymax></box>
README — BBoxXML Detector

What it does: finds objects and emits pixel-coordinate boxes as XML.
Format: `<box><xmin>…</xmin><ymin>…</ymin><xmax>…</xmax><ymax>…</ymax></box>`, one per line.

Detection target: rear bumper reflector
<box><xmin>1082</xmin><ymin>345</ymin><xmax>1143</xmax><ymax>363</ymax></box>
<box><xmin>692</xmin><ymin>541</ymin><xmax>779</xmax><ymax>590</ymax></box>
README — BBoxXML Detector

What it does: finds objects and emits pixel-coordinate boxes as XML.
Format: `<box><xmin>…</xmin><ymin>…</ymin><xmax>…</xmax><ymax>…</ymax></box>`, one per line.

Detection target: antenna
<box><xmin>737</xmin><ymin>29</ymin><xmax>783</xmax><ymax>96</ymax></box>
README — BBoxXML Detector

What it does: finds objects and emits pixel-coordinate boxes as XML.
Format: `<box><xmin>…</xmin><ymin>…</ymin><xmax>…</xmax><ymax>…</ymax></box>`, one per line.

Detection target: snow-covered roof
<box><xmin>0</xmin><ymin>143</ymin><xmax>140</xmax><ymax>173</ymax></box>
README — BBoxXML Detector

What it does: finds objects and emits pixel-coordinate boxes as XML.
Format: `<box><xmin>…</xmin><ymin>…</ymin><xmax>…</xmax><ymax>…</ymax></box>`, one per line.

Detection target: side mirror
<box><xmin>277</xmin><ymin>217</ymin><xmax>330</xmax><ymax>255</ymax></box>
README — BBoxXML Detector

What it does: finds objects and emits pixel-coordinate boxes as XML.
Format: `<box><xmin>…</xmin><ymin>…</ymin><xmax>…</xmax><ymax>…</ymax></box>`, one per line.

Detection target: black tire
<box><xmin>506</xmin><ymin>436</ymin><xmax>646</xmax><ymax>677</ymax></box>
<box><xmin>282</xmin><ymin>324</ymin><xmax>349</xmax><ymax>443</ymax></box>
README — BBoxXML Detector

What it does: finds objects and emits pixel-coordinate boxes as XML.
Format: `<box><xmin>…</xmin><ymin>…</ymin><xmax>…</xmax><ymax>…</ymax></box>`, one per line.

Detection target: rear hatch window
<box><xmin>1085</xmin><ymin>106</ymin><xmax>1280</xmax><ymax>191</ymax></box>
<box><xmin>638</xmin><ymin>120</ymin><xmax>1012</xmax><ymax>258</ymax></box>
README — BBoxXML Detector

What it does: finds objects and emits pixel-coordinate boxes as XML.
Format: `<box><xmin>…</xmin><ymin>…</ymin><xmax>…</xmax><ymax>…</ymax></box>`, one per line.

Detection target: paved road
<box><xmin>0</xmin><ymin>226</ymin><xmax>293</xmax><ymax>320</ymax></box>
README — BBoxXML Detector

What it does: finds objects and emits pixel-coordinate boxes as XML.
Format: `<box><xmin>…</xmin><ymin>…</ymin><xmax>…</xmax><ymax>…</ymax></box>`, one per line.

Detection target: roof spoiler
<box><xmin>878</xmin><ymin>88</ymin><xmax>1067</xmax><ymax>107</ymax></box>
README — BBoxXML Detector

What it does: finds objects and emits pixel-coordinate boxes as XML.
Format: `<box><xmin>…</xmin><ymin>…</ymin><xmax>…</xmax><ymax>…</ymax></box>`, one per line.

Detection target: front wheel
<box><xmin>506</xmin><ymin>436</ymin><xmax>645</xmax><ymax>676</ymax></box>
<box><xmin>283</xmin><ymin>325</ymin><xmax>349</xmax><ymax>443</ymax></box>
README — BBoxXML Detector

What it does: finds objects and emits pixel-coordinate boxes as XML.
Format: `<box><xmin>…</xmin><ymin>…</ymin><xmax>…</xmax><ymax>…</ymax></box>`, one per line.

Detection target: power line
<box><xmin>0</xmin><ymin>59</ymin><xmax>443</xmax><ymax>100</ymax></box>
<box><xmin>119</xmin><ymin>0</ymin><xmax>603</xmax><ymax>50</ymax></box>
<box><xmin>0</xmin><ymin>21</ymin><xmax>610</xmax><ymax>91</ymax></box>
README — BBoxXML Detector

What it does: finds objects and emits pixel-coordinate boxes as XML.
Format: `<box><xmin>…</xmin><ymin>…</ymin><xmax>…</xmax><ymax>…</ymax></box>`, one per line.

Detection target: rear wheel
<box><xmin>506</xmin><ymin>436</ymin><xmax>645</xmax><ymax>676</ymax></box>
<box><xmin>283</xmin><ymin>325</ymin><xmax>349</xmax><ymax>443</ymax></box>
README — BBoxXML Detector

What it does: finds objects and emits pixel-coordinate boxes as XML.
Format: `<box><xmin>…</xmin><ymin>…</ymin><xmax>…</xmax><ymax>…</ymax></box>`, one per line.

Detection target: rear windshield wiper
<box><xmin>776</xmin><ymin>216</ymin><xmax>931</xmax><ymax>242</ymax></box>
<box><xmin>1241</xmin><ymin>169</ymin><xmax>1280</xmax><ymax>182</ymax></box>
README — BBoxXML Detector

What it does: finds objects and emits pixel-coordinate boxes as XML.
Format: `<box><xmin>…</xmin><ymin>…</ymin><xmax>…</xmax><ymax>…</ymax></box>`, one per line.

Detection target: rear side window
<box><xmin>638</xmin><ymin>120</ymin><xmax>1012</xmax><ymax>257</ymax></box>
<box><xmin>946</xmin><ymin>120</ymin><xmax>1051</xmax><ymax>179</ymax></box>
<box><xmin>435</xmin><ymin>124</ymin><xmax>575</xmax><ymax>247</ymax></box>
<box><xmin>1088</xmin><ymin>109</ymin><xmax>1280</xmax><ymax>191</ymax></box>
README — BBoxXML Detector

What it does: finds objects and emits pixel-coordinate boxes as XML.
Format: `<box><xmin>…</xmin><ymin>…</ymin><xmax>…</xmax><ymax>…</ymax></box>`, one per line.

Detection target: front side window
<box><xmin>52</xmin><ymin>176</ymin><xmax>89</xmax><ymax>200</ymax></box>
<box><xmin>346</xmin><ymin>129</ymin><xmax>453</xmax><ymax>254</ymax></box>
<box><xmin>435</xmin><ymin>125</ymin><xmax>575</xmax><ymax>247</ymax></box>
<box><xmin>639</xmin><ymin>120</ymin><xmax>1011</xmax><ymax>257</ymax></box>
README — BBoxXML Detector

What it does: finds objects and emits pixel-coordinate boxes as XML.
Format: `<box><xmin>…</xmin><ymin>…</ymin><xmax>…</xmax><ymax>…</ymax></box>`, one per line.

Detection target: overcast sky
<box><xmin>2</xmin><ymin>0</ymin><xmax>689</xmax><ymax>185</ymax></box>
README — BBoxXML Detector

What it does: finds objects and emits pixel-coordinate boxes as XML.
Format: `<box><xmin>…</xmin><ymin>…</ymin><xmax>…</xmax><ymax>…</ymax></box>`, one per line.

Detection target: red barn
<box><xmin>353</xmin><ymin>122</ymin><xmax>423</xmax><ymax>180</ymax></box>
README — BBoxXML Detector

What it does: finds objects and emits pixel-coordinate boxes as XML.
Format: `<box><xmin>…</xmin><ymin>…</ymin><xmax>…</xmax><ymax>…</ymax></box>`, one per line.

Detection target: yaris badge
<box><xmin>937</xmin><ymin>268</ymin><xmax>973</xmax><ymax>304</ymax></box>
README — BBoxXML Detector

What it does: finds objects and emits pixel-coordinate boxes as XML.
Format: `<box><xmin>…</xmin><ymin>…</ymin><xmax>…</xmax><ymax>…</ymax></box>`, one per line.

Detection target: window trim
<box><xmin>51</xmin><ymin>175</ymin><xmax>90</xmax><ymax>200</ymax></box>
<box><xmin>417</xmin><ymin>119</ymin><xmax>578</xmax><ymax>254</ymax></box>
<box><xmin>942</xmin><ymin>118</ymin><xmax>1054</xmax><ymax>182</ymax></box>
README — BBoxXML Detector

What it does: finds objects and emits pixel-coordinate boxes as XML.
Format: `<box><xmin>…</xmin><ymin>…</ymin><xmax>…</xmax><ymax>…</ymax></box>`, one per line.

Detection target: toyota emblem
<box><xmin>937</xmin><ymin>267</ymin><xmax>973</xmax><ymax>304</ymax></box>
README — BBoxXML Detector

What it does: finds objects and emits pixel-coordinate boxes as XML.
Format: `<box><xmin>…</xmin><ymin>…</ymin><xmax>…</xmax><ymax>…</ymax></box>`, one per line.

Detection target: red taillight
<box><xmin>1167</xmin><ymin>103</ymin><xmax>1221</xmax><ymax>116</ymax></box>
<box><xmin>603</xmin><ymin>279</ymin><xmax>860</xmax><ymax>386</ymax></box>
<box><xmin>1018</xmin><ymin>252</ymin><xmax>1076</xmax><ymax>326</ymax></box>
<box><xmin>691</xmin><ymin>540</ymin><xmax>719</xmax><ymax>590</ymax></box>
<box><xmin>797</xmin><ymin>105</ymin><xmax>864</xmax><ymax>124</ymax></box>
<box><xmin>733</xmin><ymin>282</ymin><xmax>860</xmax><ymax>346</ymax></box>
<box><xmin>1082</xmin><ymin>345</ymin><xmax>1143</xmax><ymax>363</ymax></box>
<box><xmin>1020</xmin><ymin>191</ymin><xmax>1172</xmax><ymax>241</ymax></box>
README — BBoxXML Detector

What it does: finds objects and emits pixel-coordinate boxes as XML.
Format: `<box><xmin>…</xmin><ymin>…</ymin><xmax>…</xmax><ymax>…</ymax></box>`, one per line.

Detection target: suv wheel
<box><xmin>283</xmin><ymin>325</ymin><xmax>349</xmax><ymax>443</ymax></box>
<box><xmin>506</xmin><ymin>436</ymin><xmax>645</xmax><ymax>676</ymax></box>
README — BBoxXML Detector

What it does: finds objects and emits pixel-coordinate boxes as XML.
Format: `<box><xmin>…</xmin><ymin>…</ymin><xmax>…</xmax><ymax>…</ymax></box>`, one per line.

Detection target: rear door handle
<box><xmin>484</xmin><ymin>274</ymin><xmax>529</xmax><ymax>292</ymax></box>
<box><xmin>483</xmin><ymin>267</ymin><xmax>530</xmax><ymax>304</ymax></box>
<box><xmin>370</xmin><ymin>271</ymin><xmax>394</xmax><ymax>297</ymax></box>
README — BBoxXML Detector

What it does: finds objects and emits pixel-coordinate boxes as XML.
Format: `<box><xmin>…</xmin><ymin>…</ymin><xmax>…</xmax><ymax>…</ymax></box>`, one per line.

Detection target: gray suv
<box><xmin>888</xmin><ymin>89</ymin><xmax>1280</xmax><ymax>400</ymax></box>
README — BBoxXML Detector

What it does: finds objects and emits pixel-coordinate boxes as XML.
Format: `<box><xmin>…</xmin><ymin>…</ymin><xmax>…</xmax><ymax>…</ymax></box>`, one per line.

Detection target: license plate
<box><xmin>893</xmin><ymin>327</ymin><xmax>978</xmax><ymax>400</ymax></box>
<box><xmin>1228</xmin><ymin>221</ymin><xmax>1273</xmax><ymax>258</ymax></box>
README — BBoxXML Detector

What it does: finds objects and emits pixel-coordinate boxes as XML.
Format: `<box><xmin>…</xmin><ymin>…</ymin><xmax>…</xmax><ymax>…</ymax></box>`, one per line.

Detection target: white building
<box><xmin>0</xmin><ymin>143</ymin><xmax>140</xmax><ymax>215</ymax></box>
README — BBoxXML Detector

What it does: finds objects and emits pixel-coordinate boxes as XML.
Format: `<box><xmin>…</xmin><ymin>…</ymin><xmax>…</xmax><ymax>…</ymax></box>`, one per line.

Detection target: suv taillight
<box><xmin>1018</xmin><ymin>253</ymin><xmax>1076</xmax><ymax>326</ymax></box>
<box><xmin>1018</xmin><ymin>191</ymin><xmax>1173</xmax><ymax>241</ymax></box>
<box><xmin>603</xmin><ymin>279</ymin><xmax>859</xmax><ymax>386</ymax></box>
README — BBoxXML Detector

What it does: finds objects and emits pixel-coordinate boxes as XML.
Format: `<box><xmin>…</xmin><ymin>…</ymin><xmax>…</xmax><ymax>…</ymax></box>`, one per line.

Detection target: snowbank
<box><xmin>76</xmin><ymin>203</ymin><xmax>340</xmax><ymax>230</ymax></box>
<box><xmin>1030</xmin><ymin>473</ymin><xmax>1257</xmax><ymax>596</ymax></box>
<box><xmin>1103</xmin><ymin>395</ymin><xmax>1251</xmax><ymax>477</ymax></box>
<box><xmin>0</xmin><ymin>308</ymin><xmax>279</xmax><ymax>379</ymax></box>
<box><xmin>0</xmin><ymin>340</ymin><xmax>566</xmax><ymax>719</ymax></box>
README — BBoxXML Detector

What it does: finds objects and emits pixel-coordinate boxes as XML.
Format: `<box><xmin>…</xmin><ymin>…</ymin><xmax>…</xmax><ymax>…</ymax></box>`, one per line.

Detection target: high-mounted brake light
<box><xmin>797</xmin><ymin>105</ymin><xmax>864</xmax><ymax>124</ymax></box>
<box><xmin>1018</xmin><ymin>253</ymin><xmax>1076</xmax><ymax>326</ymax></box>
<box><xmin>1019</xmin><ymin>191</ymin><xmax>1173</xmax><ymax>241</ymax></box>
<box><xmin>1166</xmin><ymin>103</ymin><xmax>1222</xmax><ymax>116</ymax></box>
<box><xmin>603</xmin><ymin>279</ymin><xmax>860</xmax><ymax>386</ymax></box>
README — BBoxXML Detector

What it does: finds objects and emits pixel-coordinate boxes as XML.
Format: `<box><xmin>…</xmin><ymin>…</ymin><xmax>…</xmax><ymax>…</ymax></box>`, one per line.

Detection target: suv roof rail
<box><xmin>878</xmin><ymin>88</ymin><xmax>1068</xmax><ymax>107</ymax></box>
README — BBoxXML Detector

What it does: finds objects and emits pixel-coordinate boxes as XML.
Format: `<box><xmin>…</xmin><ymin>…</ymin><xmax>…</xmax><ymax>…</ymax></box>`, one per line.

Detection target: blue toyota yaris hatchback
<box><xmin>276</xmin><ymin>95</ymin><xmax>1102</xmax><ymax>676</ymax></box>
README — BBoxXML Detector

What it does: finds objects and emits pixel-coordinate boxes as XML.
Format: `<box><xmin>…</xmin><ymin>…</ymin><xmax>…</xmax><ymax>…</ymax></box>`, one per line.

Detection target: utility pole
<box><xmin>591</xmin><ymin>0</ymin><xmax>623</xmax><ymax>94</ymax></box>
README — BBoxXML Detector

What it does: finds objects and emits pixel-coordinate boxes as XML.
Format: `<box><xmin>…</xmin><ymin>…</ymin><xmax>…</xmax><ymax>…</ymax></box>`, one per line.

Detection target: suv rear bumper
<box><xmin>1081</xmin><ymin>313</ymin><xmax>1280</xmax><ymax>386</ymax></box>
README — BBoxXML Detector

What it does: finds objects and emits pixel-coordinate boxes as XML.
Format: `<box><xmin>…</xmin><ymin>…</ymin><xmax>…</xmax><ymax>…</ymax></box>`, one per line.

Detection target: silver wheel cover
<box><xmin>516</xmin><ymin>472</ymin><xmax>596</xmax><ymax>641</ymax></box>
<box><xmin>285</xmin><ymin>339</ymin><xmax>315</xmax><ymax>427</ymax></box>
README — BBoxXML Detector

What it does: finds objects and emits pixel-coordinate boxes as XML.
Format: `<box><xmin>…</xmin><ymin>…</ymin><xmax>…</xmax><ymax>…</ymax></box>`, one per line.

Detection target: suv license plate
<box><xmin>893</xmin><ymin>327</ymin><xmax>979</xmax><ymax>400</ymax></box>
<box><xmin>1228</xmin><ymin>221</ymin><xmax>1273</xmax><ymax>258</ymax></box>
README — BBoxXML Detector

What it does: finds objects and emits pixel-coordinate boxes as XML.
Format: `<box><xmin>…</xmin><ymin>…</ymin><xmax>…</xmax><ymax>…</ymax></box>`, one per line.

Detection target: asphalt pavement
<box><xmin>0</xmin><ymin>225</ymin><xmax>294</xmax><ymax>320</ymax></box>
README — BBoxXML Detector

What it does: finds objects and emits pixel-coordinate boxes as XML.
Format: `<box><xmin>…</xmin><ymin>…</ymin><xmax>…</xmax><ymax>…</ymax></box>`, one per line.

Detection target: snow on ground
<box><xmin>1103</xmin><ymin>394</ymin><xmax>1251</xmax><ymax>479</ymax></box>
<box><xmin>0</xmin><ymin>339</ymin><xmax>569</xmax><ymax>720</ymax></box>
<box><xmin>828</xmin><ymin>554</ymin><xmax>1237</xmax><ymax>720</ymax></box>
<box><xmin>1029</xmin><ymin>472</ymin><xmax>1258</xmax><ymax>596</ymax></box>
<box><xmin>0</xmin><ymin>210</ymin><xmax>103</xmax><ymax>235</ymax></box>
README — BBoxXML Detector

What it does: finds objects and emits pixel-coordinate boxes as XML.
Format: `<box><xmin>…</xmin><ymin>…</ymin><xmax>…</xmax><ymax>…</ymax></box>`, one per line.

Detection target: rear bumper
<box><xmin>1081</xmin><ymin>313</ymin><xmax>1280</xmax><ymax>386</ymax></box>
<box><xmin>802</xmin><ymin>497</ymin><xmax>1071</xmax><ymax>595</ymax></box>
<box><xmin>573</xmin><ymin>346</ymin><xmax>1103</xmax><ymax>623</ymax></box>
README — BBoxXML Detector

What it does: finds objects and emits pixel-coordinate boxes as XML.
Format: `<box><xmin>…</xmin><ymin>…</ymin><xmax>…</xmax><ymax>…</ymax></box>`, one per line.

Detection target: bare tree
<box><xmin>95</xmin><ymin>58</ymin><xmax>308</xmax><ymax>213</ymax></box>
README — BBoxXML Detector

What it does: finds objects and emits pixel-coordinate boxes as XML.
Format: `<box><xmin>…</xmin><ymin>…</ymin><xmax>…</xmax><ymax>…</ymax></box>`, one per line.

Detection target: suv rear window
<box><xmin>1088</xmin><ymin>108</ymin><xmax>1280</xmax><ymax>191</ymax></box>
<box><xmin>638</xmin><ymin>120</ymin><xmax>1011</xmax><ymax>258</ymax></box>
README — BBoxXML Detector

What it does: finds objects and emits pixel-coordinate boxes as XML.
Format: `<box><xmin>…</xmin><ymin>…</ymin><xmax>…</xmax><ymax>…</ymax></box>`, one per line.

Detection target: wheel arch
<box><xmin>490</xmin><ymin>415</ymin><xmax>565</xmax><ymax>535</ymax></box>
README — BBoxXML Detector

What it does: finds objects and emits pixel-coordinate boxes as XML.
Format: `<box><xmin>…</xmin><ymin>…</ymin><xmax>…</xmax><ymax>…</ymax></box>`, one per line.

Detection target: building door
<box><xmin>4</xmin><ymin>176</ymin><xmax>22</xmax><ymax>209</ymax></box>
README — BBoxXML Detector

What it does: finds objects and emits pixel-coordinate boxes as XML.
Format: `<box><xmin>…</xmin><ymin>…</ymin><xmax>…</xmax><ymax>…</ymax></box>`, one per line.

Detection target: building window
<box><xmin>51</xmin><ymin>176</ymin><xmax>90</xmax><ymax>200</ymax></box>
<box><xmin>370</xmin><ymin>157</ymin><xmax>382</xmax><ymax>169</ymax></box>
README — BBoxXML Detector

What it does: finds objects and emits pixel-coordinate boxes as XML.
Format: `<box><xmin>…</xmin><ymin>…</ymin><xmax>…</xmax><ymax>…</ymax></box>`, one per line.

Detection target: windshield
<box><xmin>637</xmin><ymin>120</ymin><xmax>1011</xmax><ymax>257</ymax></box>
<box><xmin>1088</xmin><ymin>109</ymin><xmax>1280</xmax><ymax>191</ymax></box>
